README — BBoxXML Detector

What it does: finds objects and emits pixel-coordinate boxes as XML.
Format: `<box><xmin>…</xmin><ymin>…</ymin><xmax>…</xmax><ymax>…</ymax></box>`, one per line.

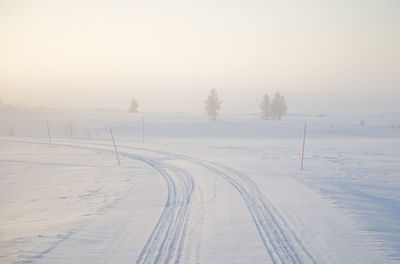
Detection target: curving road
<box><xmin>2</xmin><ymin>138</ymin><xmax>317</xmax><ymax>264</ymax></box>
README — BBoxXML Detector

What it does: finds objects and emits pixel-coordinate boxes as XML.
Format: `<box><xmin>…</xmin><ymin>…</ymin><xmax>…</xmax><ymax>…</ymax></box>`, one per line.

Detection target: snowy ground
<box><xmin>0</xmin><ymin>107</ymin><xmax>399</xmax><ymax>263</ymax></box>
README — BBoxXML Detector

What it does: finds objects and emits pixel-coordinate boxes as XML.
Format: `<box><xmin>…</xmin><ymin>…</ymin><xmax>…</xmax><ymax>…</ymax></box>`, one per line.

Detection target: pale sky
<box><xmin>1</xmin><ymin>0</ymin><xmax>399</xmax><ymax>114</ymax></box>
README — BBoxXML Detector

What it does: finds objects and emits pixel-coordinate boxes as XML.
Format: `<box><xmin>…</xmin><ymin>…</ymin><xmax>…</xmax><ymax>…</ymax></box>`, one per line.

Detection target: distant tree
<box><xmin>129</xmin><ymin>98</ymin><xmax>138</xmax><ymax>113</ymax></box>
<box><xmin>271</xmin><ymin>92</ymin><xmax>288</xmax><ymax>120</ymax></box>
<box><xmin>360</xmin><ymin>119</ymin><xmax>365</xmax><ymax>126</ymax></box>
<box><xmin>204</xmin><ymin>88</ymin><xmax>222</xmax><ymax>121</ymax></box>
<box><xmin>260</xmin><ymin>94</ymin><xmax>272</xmax><ymax>120</ymax></box>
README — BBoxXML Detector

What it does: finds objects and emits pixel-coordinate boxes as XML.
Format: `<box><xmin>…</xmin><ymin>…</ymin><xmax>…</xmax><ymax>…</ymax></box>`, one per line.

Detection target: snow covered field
<box><xmin>1</xmin><ymin>107</ymin><xmax>399</xmax><ymax>263</ymax></box>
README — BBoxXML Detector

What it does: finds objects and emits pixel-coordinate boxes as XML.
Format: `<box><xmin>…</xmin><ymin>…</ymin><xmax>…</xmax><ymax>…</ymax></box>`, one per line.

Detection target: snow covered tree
<box><xmin>204</xmin><ymin>88</ymin><xmax>222</xmax><ymax>121</ymax></box>
<box><xmin>260</xmin><ymin>94</ymin><xmax>272</xmax><ymax>120</ymax></box>
<box><xmin>129</xmin><ymin>98</ymin><xmax>138</xmax><ymax>113</ymax></box>
<box><xmin>271</xmin><ymin>92</ymin><xmax>288</xmax><ymax>120</ymax></box>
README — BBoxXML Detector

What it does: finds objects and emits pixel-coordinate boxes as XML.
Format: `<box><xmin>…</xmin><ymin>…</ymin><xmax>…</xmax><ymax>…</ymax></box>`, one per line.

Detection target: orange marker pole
<box><xmin>47</xmin><ymin>121</ymin><xmax>52</xmax><ymax>145</ymax></box>
<box><xmin>142</xmin><ymin>116</ymin><xmax>144</xmax><ymax>143</ymax></box>
<box><xmin>301</xmin><ymin>123</ymin><xmax>307</xmax><ymax>170</ymax></box>
<box><xmin>110</xmin><ymin>128</ymin><xmax>120</xmax><ymax>166</ymax></box>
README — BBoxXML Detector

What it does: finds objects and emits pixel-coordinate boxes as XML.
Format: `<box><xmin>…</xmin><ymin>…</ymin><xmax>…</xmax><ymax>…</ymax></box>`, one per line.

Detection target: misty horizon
<box><xmin>1</xmin><ymin>0</ymin><xmax>399</xmax><ymax>115</ymax></box>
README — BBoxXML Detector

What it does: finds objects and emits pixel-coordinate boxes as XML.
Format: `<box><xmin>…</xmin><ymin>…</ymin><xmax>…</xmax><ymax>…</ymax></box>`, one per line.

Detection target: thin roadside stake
<box><xmin>142</xmin><ymin>116</ymin><xmax>144</xmax><ymax>143</ymax></box>
<box><xmin>46</xmin><ymin>121</ymin><xmax>52</xmax><ymax>145</ymax></box>
<box><xmin>110</xmin><ymin>128</ymin><xmax>120</xmax><ymax>166</ymax></box>
<box><xmin>301</xmin><ymin>123</ymin><xmax>307</xmax><ymax>170</ymax></box>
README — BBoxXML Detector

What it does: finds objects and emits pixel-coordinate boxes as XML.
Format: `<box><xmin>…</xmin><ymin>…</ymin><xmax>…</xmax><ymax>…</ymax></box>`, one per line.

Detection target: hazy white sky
<box><xmin>1</xmin><ymin>0</ymin><xmax>399</xmax><ymax>114</ymax></box>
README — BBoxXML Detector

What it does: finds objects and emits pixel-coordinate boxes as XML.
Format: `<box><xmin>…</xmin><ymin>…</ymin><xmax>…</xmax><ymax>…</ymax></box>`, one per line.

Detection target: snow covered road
<box><xmin>1</xmin><ymin>136</ymin><xmax>394</xmax><ymax>263</ymax></box>
<box><xmin>1</xmin><ymin>138</ymin><xmax>316</xmax><ymax>263</ymax></box>
<box><xmin>120</xmin><ymin>144</ymin><xmax>318</xmax><ymax>264</ymax></box>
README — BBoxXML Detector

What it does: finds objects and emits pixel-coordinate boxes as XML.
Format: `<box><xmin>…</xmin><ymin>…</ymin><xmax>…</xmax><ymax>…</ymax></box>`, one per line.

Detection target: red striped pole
<box><xmin>46</xmin><ymin>121</ymin><xmax>52</xmax><ymax>145</ymax></box>
<box><xmin>110</xmin><ymin>128</ymin><xmax>120</xmax><ymax>166</ymax></box>
<box><xmin>301</xmin><ymin>123</ymin><xmax>307</xmax><ymax>170</ymax></box>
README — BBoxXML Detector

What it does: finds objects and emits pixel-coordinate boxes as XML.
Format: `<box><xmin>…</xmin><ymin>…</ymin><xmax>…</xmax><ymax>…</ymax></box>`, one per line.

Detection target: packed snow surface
<box><xmin>1</xmin><ymin>107</ymin><xmax>399</xmax><ymax>263</ymax></box>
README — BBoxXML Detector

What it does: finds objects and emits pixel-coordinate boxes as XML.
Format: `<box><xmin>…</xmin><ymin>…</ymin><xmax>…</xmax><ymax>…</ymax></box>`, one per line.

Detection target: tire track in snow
<box><xmin>1</xmin><ymin>139</ymin><xmax>194</xmax><ymax>264</ymax></box>
<box><xmin>195</xmin><ymin>161</ymin><xmax>317</xmax><ymax>264</ymax></box>
<box><xmin>115</xmin><ymin>145</ymin><xmax>318</xmax><ymax>264</ymax></box>
<box><xmin>119</xmin><ymin>153</ymin><xmax>194</xmax><ymax>264</ymax></box>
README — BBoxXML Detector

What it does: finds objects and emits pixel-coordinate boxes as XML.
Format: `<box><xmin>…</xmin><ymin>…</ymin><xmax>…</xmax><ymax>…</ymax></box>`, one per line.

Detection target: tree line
<box><xmin>129</xmin><ymin>89</ymin><xmax>287</xmax><ymax>121</ymax></box>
